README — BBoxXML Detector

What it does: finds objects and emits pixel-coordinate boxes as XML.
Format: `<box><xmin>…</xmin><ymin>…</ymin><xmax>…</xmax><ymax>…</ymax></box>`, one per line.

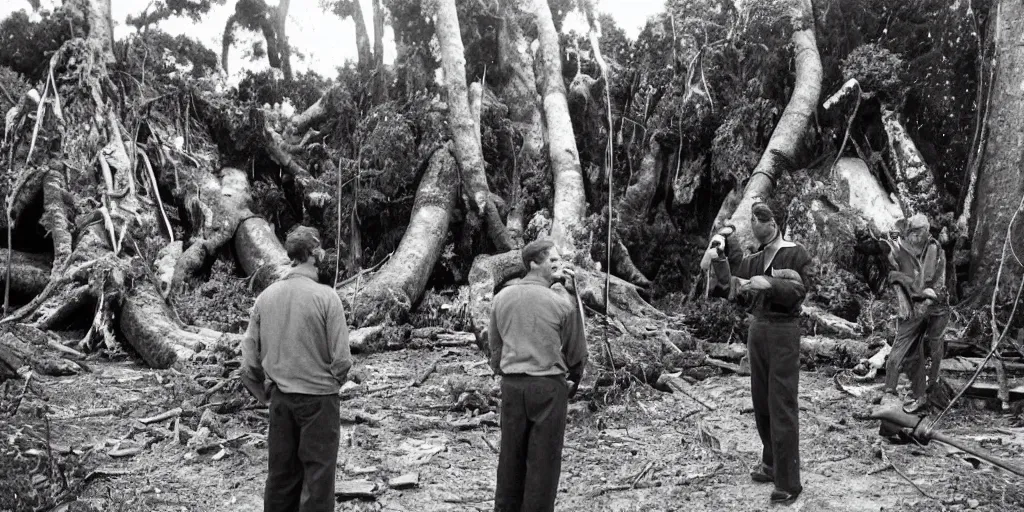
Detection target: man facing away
<box><xmin>701</xmin><ymin>202</ymin><xmax>814</xmax><ymax>504</ymax></box>
<box><xmin>488</xmin><ymin>238</ymin><xmax>588</xmax><ymax>512</ymax></box>
<box><xmin>859</xmin><ymin>213</ymin><xmax>948</xmax><ymax>414</ymax></box>
<box><xmin>240</xmin><ymin>226</ymin><xmax>352</xmax><ymax>512</ymax></box>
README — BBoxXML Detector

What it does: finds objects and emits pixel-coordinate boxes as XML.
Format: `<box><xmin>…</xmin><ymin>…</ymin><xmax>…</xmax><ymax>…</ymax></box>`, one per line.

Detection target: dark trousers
<box><xmin>885</xmin><ymin>312</ymin><xmax>948</xmax><ymax>397</ymax></box>
<box><xmin>265</xmin><ymin>388</ymin><xmax>341</xmax><ymax>512</ymax></box>
<box><xmin>494</xmin><ymin>374</ymin><xmax>569</xmax><ymax>512</ymax></box>
<box><xmin>748</xmin><ymin>319</ymin><xmax>802</xmax><ymax>494</ymax></box>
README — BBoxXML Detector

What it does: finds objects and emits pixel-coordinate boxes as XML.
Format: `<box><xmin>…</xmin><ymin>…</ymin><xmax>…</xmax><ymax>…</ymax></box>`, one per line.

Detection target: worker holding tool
<box><xmin>701</xmin><ymin>202</ymin><xmax>814</xmax><ymax>505</ymax></box>
<box><xmin>488</xmin><ymin>238</ymin><xmax>588</xmax><ymax>512</ymax></box>
<box><xmin>857</xmin><ymin>213</ymin><xmax>949</xmax><ymax>414</ymax></box>
<box><xmin>240</xmin><ymin>226</ymin><xmax>352</xmax><ymax>512</ymax></box>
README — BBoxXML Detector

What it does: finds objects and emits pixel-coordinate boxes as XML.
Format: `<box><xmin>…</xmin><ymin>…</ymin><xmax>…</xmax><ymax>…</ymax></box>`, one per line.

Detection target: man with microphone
<box><xmin>701</xmin><ymin>202</ymin><xmax>814</xmax><ymax>505</ymax></box>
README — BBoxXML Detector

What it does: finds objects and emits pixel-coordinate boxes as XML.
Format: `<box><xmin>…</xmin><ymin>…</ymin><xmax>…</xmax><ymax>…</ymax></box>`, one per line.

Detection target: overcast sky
<box><xmin>1</xmin><ymin>0</ymin><xmax>665</xmax><ymax>81</ymax></box>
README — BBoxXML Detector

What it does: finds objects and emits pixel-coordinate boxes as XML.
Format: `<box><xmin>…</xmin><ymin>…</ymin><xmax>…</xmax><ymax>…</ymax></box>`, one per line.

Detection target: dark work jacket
<box><xmin>709</xmin><ymin>237</ymin><xmax>814</xmax><ymax>321</ymax></box>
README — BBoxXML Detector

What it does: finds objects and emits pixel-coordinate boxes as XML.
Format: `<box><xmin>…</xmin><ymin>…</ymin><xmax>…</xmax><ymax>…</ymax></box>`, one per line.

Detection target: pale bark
<box><xmin>372</xmin><ymin>0</ymin><xmax>384</xmax><ymax>70</ymax></box>
<box><xmin>718</xmin><ymin>0</ymin><xmax>822</xmax><ymax>254</ymax></box>
<box><xmin>880</xmin><ymin>109</ymin><xmax>941</xmax><ymax>215</ymax></box>
<box><xmin>497</xmin><ymin>1</ymin><xmax>545</xmax><ymax>159</ymax></box>
<box><xmin>832</xmin><ymin>157</ymin><xmax>903</xmax><ymax>234</ymax></box>
<box><xmin>433</xmin><ymin>0</ymin><xmax>497</xmax><ymax>217</ymax></box>
<box><xmin>969</xmin><ymin>0</ymin><xmax>1024</xmax><ymax>293</ymax></box>
<box><xmin>276</xmin><ymin>0</ymin><xmax>293</xmax><ymax>81</ymax></box>
<box><xmin>234</xmin><ymin>215</ymin><xmax>290</xmax><ymax>292</ymax></box>
<box><xmin>171</xmin><ymin>168</ymin><xmax>258</xmax><ymax>292</ymax></box>
<box><xmin>340</xmin><ymin>147</ymin><xmax>459</xmax><ymax>326</ymax></box>
<box><xmin>530</xmin><ymin>0</ymin><xmax>587</xmax><ymax>252</ymax></box>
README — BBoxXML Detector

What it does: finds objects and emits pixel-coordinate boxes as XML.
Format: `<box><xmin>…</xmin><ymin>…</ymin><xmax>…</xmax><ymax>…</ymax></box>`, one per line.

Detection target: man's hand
<box><xmin>700</xmin><ymin>246</ymin><xmax>722</xmax><ymax>270</ymax></box>
<box><xmin>741</xmin><ymin>275</ymin><xmax>772</xmax><ymax>292</ymax></box>
<box><xmin>568</xmin><ymin>379</ymin><xmax>580</xmax><ymax>399</ymax></box>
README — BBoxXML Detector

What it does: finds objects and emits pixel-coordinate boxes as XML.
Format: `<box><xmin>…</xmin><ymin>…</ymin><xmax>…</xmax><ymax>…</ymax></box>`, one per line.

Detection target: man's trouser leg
<box><xmin>495</xmin><ymin>376</ymin><xmax>528</xmax><ymax>512</ymax></box>
<box><xmin>924</xmin><ymin>312</ymin><xmax>949</xmax><ymax>389</ymax></box>
<box><xmin>266</xmin><ymin>389</ymin><xmax>303</xmax><ymax>512</ymax></box>
<box><xmin>520</xmin><ymin>375</ymin><xmax>568</xmax><ymax>512</ymax></box>
<box><xmin>752</xmin><ymin>320</ymin><xmax>802</xmax><ymax>494</ymax></box>
<box><xmin>293</xmin><ymin>393</ymin><xmax>341</xmax><ymax>512</ymax></box>
<box><xmin>885</xmin><ymin>317</ymin><xmax>926</xmax><ymax>394</ymax></box>
<box><xmin>747</xmin><ymin>322</ymin><xmax>774</xmax><ymax>475</ymax></box>
<box><xmin>494</xmin><ymin>375</ymin><xmax>568</xmax><ymax>512</ymax></box>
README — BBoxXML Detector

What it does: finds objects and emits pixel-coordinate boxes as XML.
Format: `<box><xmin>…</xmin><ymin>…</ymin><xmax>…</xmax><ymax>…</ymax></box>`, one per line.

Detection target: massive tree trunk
<box><xmin>717</xmin><ymin>0</ymin><xmax>822</xmax><ymax>254</ymax></box>
<box><xmin>530</xmin><ymin>0</ymin><xmax>587</xmax><ymax>252</ymax></box>
<box><xmin>340</xmin><ymin>147</ymin><xmax>459</xmax><ymax>326</ymax></box>
<box><xmin>969</xmin><ymin>0</ymin><xmax>1024</xmax><ymax>303</ymax></box>
<box><xmin>276</xmin><ymin>0</ymin><xmax>293</xmax><ymax>81</ymax></box>
<box><xmin>498</xmin><ymin>0</ymin><xmax>545</xmax><ymax>160</ymax></box>
<box><xmin>433</xmin><ymin>0</ymin><xmax>513</xmax><ymax>251</ymax></box>
<box><xmin>880</xmin><ymin>109</ymin><xmax>941</xmax><ymax>217</ymax></box>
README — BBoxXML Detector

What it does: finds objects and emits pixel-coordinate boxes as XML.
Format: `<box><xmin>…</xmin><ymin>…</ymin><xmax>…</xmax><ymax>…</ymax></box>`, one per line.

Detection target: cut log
<box><xmin>703</xmin><ymin>336</ymin><xmax>872</xmax><ymax>367</ymax></box>
<box><xmin>234</xmin><ymin>216</ymin><xmax>289</xmax><ymax>293</ymax></box>
<box><xmin>468</xmin><ymin>250</ymin><xmax>526</xmax><ymax>351</ymax></box>
<box><xmin>349</xmin><ymin>325</ymin><xmax>385</xmax><ymax>354</ymax></box>
<box><xmin>0</xmin><ymin>249</ymin><xmax>51</xmax><ymax>302</ymax></box>
<box><xmin>716</xmin><ymin>0</ymin><xmax>822</xmax><ymax>254</ymax></box>
<box><xmin>340</xmin><ymin>147</ymin><xmax>459</xmax><ymax>327</ymax></box>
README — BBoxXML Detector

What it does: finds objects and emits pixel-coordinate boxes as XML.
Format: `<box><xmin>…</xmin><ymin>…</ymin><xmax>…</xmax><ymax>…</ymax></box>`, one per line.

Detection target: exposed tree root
<box><xmin>340</xmin><ymin>147</ymin><xmax>459</xmax><ymax>326</ymax></box>
<box><xmin>120</xmin><ymin>279</ymin><xmax>225</xmax><ymax>369</ymax></box>
<box><xmin>0</xmin><ymin>249</ymin><xmax>51</xmax><ymax>303</ymax></box>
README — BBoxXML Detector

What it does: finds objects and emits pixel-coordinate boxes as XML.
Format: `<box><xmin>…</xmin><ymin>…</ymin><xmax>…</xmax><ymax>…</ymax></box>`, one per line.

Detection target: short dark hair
<box><xmin>522</xmin><ymin>238</ymin><xmax>556</xmax><ymax>269</ymax></box>
<box><xmin>285</xmin><ymin>225</ymin><xmax>321</xmax><ymax>263</ymax></box>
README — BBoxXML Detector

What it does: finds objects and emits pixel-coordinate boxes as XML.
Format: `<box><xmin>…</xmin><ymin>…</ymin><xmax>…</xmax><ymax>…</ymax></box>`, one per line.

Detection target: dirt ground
<box><xmin>4</xmin><ymin>339</ymin><xmax>1024</xmax><ymax>512</ymax></box>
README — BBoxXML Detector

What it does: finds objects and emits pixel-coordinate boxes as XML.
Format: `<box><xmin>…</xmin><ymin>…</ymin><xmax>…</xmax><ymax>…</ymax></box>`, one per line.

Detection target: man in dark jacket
<box><xmin>701</xmin><ymin>202</ymin><xmax>814</xmax><ymax>504</ymax></box>
<box><xmin>241</xmin><ymin>226</ymin><xmax>352</xmax><ymax>512</ymax></box>
<box><xmin>489</xmin><ymin>238</ymin><xmax>588</xmax><ymax>512</ymax></box>
<box><xmin>862</xmin><ymin>213</ymin><xmax>949</xmax><ymax>414</ymax></box>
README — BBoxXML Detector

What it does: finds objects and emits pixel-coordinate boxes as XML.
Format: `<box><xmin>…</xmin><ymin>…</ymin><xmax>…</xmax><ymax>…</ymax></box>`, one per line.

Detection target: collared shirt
<box><xmin>711</xmin><ymin>238</ymin><xmax>814</xmax><ymax>321</ymax></box>
<box><xmin>487</xmin><ymin>275</ymin><xmax>588</xmax><ymax>381</ymax></box>
<box><xmin>241</xmin><ymin>266</ymin><xmax>352</xmax><ymax>396</ymax></box>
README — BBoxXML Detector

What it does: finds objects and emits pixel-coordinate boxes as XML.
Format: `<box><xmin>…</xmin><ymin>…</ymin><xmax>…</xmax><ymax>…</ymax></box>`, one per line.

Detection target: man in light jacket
<box><xmin>241</xmin><ymin>226</ymin><xmax>352</xmax><ymax>512</ymax></box>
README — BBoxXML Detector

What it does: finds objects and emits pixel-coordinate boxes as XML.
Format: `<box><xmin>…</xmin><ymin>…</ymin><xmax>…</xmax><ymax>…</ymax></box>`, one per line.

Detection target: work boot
<box><xmin>770</xmin><ymin>486</ymin><xmax>802</xmax><ymax>504</ymax></box>
<box><xmin>750</xmin><ymin>463</ymin><xmax>774</xmax><ymax>483</ymax></box>
<box><xmin>903</xmin><ymin>396</ymin><xmax>929</xmax><ymax>414</ymax></box>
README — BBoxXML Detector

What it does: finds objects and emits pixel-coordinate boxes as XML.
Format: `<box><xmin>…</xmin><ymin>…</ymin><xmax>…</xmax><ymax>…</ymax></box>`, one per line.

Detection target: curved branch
<box><xmin>718</xmin><ymin>0</ymin><xmax>822</xmax><ymax>253</ymax></box>
<box><xmin>222</xmin><ymin>14</ymin><xmax>238</xmax><ymax>75</ymax></box>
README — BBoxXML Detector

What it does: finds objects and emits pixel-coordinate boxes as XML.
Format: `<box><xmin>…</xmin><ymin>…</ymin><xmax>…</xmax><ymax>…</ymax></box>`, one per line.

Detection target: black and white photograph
<box><xmin>0</xmin><ymin>0</ymin><xmax>1022</xmax><ymax>510</ymax></box>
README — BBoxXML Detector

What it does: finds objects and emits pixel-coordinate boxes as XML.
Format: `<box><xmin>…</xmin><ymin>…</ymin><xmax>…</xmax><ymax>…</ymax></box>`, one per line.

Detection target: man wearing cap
<box><xmin>240</xmin><ymin>225</ymin><xmax>352</xmax><ymax>512</ymax></box>
<box><xmin>701</xmin><ymin>202</ymin><xmax>814</xmax><ymax>504</ymax></box>
<box><xmin>861</xmin><ymin>213</ymin><xmax>948</xmax><ymax>414</ymax></box>
<box><xmin>489</xmin><ymin>238</ymin><xmax>588</xmax><ymax>512</ymax></box>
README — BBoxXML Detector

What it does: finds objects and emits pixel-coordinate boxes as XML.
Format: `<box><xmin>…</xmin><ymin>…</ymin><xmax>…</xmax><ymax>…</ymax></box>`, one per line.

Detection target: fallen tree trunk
<box><xmin>704</xmin><ymin>336</ymin><xmax>872</xmax><ymax>366</ymax></box>
<box><xmin>0</xmin><ymin>249</ymin><xmax>51</xmax><ymax>302</ymax></box>
<box><xmin>171</xmin><ymin>167</ymin><xmax>255</xmax><ymax>292</ymax></box>
<box><xmin>802</xmin><ymin>304</ymin><xmax>862</xmax><ymax>338</ymax></box>
<box><xmin>340</xmin><ymin>147</ymin><xmax>459</xmax><ymax>327</ymax></box>
<box><xmin>233</xmin><ymin>211</ymin><xmax>290</xmax><ymax>293</ymax></box>
<box><xmin>716</xmin><ymin>0</ymin><xmax>822</xmax><ymax>253</ymax></box>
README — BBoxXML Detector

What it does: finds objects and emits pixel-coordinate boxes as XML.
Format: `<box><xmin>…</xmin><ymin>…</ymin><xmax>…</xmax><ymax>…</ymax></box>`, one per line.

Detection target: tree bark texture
<box><xmin>970</xmin><ymin>0</ymin><xmax>1024</xmax><ymax>295</ymax></box>
<box><xmin>341</xmin><ymin>147</ymin><xmax>459</xmax><ymax>327</ymax></box>
<box><xmin>498</xmin><ymin>1</ymin><xmax>545</xmax><ymax>159</ymax></box>
<box><xmin>433</xmin><ymin>0</ymin><xmax>497</xmax><ymax>217</ymax></box>
<box><xmin>831</xmin><ymin>158</ymin><xmax>903</xmax><ymax>235</ymax></box>
<box><xmin>0</xmin><ymin>250</ymin><xmax>51</xmax><ymax>302</ymax></box>
<box><xmin>880</xmin><ymin>109</ymin><xmax>941</xmax><ymax>217</ymax></box>
<box><xmin>719</xmin><ymin>0</ymin><xmax>822</xmax><ymax>254</ymax></box>
<box><xmin>530</xmin><ymin>0</ymin><xmax>587</xmax><ymax>252</ymax></box>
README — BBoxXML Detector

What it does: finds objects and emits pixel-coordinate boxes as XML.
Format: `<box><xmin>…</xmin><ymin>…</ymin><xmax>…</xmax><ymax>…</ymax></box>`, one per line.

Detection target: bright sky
<box><xmin>1</xmin><ymin>0</ymin><xmax>665</xmax><ymax>82</ymax></box>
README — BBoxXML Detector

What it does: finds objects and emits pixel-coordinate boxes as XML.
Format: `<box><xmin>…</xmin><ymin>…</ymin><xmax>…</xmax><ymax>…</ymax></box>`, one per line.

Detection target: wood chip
<box><xmin>335</xmin><ymin>479</ymin><xmax>377</xmax><ymax>500</ymax></box>
<box><xmin>388</xmin><ymin>473</ymin><xmax>420</xmax><ymax>489</ymax></box>
<box><xmin>108</xmin><ymin>446</ymin><xmax>143</xmax><ymax>458</ymax></box>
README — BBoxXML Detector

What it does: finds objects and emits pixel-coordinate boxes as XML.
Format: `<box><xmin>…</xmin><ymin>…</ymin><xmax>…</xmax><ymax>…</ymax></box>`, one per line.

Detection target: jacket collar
<box><xmin>520</xmin><ymin>274</ymin><xmax>553</xmax><ymax>287</ymax></box>
<box><xmin>285</xmin><ymin>265</ymin><xmax>319</xmax><ymax>281</ymax></box>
